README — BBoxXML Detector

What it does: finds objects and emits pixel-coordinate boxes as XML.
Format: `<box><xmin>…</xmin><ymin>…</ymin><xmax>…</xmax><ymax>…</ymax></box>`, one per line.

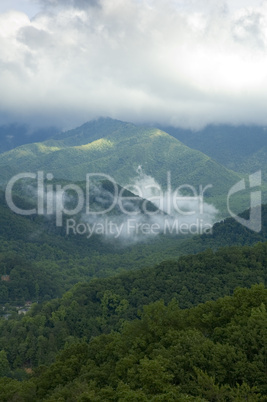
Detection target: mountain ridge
<box><xmin>0</xmin><ymin>118</ymin><xmax>242</xmax><ymax>214</ymax></box>
<box><xmin>161</xmin><ymin>124</ymin><xmax>267</xmax><ymax>176</ymax></box>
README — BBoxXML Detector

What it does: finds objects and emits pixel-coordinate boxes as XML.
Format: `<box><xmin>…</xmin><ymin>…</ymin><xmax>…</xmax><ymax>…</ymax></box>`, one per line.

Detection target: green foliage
<box><xmin>0</xmin><ymin>241</ymin><xmax>266</xmax><ymax>374</ymax></box>
<box><xmin>0</xmin><ymin>351</ymin><xmax>10</xmax><ymax>377</ymax></box>
<box><xmin>0</xmin><ymin>118</ymin><xmax>242</xmax><ymax>211</ymax></box>
<box><xmin>0</xmin><ymin>285</ymin><xmax>266</xmax><ymax>400</ymax></box>
<box><xmin>162</xmin><ymin>124</ymin><xmax>267</xmax><ymax>176</ymax></box>
<box><xmin>0</xmin><ymin>179</ymin><xmax>266</xmax><ymax>307</ymax></box>
<box><xmin>162</xmin><ymin>124</ymin><xmax>267</xmax><ymax>206</ymax></box>
<box><xmin>0</xmin><ymin>120</ymin><xmax>266</xmax><ymax>400</ymax></box>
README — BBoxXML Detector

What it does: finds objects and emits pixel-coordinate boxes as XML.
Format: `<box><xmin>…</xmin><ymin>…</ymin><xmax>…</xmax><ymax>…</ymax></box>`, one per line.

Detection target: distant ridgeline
<box><xmin>0</xmin><ymin>124</ymin><xmax>58</xmax><ymax>153</ymax></box>
<box><xmin>161</xmin><ymin>124</ymin><xmax>267</xmax><ymax>176</ymax></box>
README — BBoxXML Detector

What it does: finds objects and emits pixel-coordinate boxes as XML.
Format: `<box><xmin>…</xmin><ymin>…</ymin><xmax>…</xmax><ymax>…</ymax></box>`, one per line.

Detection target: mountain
<box><xmin>0</xmin><ymin>119</ymin><xmax>265</xmax><ymax>399</ymax></box>
<box><xmin>161</xmin><ymin>124</ymin><xmax>267</xmax><ymax>175</ymax></box>
<box><xmin>0</xmin><ymin>118</ymin><xmax>244</xmax><ymax>214</ymax></box>
<box><xmin>0</xmin><ymin>124</ymin><xmax>58</xmax><ymax>154</ymax></box>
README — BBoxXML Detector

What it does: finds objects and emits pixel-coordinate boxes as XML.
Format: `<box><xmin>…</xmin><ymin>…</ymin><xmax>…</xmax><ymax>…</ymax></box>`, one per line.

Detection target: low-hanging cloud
<box><xmin>77</xmin><ymin>168</ymin><xmax>218</xmax><ymax>244</ymax></box>
<box><xmin>1</xmin><ymin>0</ymin><xmax>267</xmax><ymax>129</ymax></box>
<box><xmin>9</xmin><ymin>171</ymin><xmax>218</xmax><ymax>244</ymax></box>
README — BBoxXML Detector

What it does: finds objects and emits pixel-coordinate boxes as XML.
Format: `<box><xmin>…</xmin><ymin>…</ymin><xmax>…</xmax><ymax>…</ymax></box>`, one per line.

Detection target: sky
<box><xmin>0</xmin><ymin>0</ymin><xmax>267</xmax><ymax>130</ymax></box>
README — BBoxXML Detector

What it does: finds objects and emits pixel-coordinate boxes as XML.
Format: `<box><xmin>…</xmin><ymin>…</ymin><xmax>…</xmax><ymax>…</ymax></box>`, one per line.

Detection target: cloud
<box><xmin>12</xmin><ymin>170</ymin><xmax>217</xmax><ymax>244</ymax></box>
<box><xmin>34</xmin><ymin>0</ymin><xmax>100</xmax><ymax>9</ymax></box>
<box><xmin>0</xmin><ymin>1</ymin><xmax>267</xmax><ymax>129</ymax></box>
<box><xmin>79</xmin><ymin>169</ymin><xmax>218</xmax><ymax>244</ymax></box>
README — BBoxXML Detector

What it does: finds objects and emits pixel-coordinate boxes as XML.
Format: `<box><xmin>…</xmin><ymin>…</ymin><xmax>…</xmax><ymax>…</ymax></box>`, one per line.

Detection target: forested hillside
<box><xmin>161</xmin><ymin>124</ymin><xmax>267</xmax><ymax>175</ymax></box>
<box><xmin>0</xmin><ymin>284</ymin><xmax>266</xmax><ymax>400</ymax></box>
<box><xmin>0</xmin><ymin>184</ymin><xmax>266</xmax><ymax>306</ymax></box>
<box><xmin>162</xmin><ymin>124</ymin><xmax>267</xmax><ymax>205</ymax></box>
<box><xmin>0</xmin><ymin>119</ymin><xmax>242</xmax><ymax>213</ymax></box>
<box><xmin>0</xmin><ymin>241</ymin><xmax>265</xmax><ymax>375</ymax></box>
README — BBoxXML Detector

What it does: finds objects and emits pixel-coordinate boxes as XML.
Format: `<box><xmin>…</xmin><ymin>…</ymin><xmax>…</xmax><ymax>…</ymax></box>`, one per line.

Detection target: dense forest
<box><xmin>0</xmin><ymin>240</ymin><xmax>265</xmax><ymax>398</ymax></box>
<box><xmin>0</xmin><ymin>181</ymin><xmax>266</xmax><ymax>400</ymax></box>
<box><xmin>0</xmin><ymin>284</ymin><xmax>266</xmax><ymax>400</ymax></box>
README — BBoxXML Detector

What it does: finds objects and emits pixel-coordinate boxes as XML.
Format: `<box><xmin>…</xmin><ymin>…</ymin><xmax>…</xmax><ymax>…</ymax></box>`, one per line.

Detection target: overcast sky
<box><xmin>0</xmin><ymin>0</ymin><xmax>266</xmax><ymax>129</ymax></box>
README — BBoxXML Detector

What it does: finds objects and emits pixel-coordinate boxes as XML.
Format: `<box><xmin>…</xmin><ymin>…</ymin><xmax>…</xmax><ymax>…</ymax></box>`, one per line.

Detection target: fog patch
<box><xmin>6</xmin><ymin>171</ymin><xmax>219</xmax><ymax>245</ymax></box>
<box><xmin>76</xmin><ymin>168</ymin><xmax>218</xmax><ymax>244</ymax></box>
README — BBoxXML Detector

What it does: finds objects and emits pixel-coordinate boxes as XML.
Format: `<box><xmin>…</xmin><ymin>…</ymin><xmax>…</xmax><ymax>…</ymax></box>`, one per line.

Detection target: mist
<box><xmin>77</xmin><ymin>168</ymin><xmax>218</xmax><ymax>244</ymax></box>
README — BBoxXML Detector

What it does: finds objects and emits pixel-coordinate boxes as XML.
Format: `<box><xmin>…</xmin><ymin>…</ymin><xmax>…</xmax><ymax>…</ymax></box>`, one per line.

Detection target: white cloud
<box><xmin>0</xmin><ymin>0</ymin><xmax>40</xmax><ymax>18</ymax></box>
<box><xmin>0</xmin><ymin>0</ymin><xmax>267</xmax><ymax>129</ymax></box>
